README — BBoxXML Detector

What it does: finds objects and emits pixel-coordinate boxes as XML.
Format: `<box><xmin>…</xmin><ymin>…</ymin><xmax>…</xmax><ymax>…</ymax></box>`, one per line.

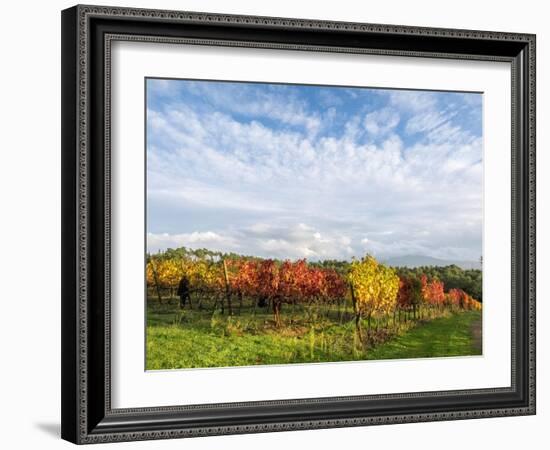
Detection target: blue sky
<box><xmin>146</xmin><ymin>78</ymin><xmax>483</xmax><ymax>261</ymax></box>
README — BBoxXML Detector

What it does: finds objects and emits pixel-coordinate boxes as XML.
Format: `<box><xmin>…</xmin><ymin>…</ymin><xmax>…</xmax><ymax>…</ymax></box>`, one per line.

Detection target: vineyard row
<box><xmin>147</xmin><ymin>255</ymin><xmax>481</xmax><ymax>330</ymax></box>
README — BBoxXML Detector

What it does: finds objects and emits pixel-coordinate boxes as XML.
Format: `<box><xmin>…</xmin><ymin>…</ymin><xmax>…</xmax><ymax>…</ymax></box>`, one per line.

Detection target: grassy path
<box><xmin>365</xmin><ymin>310</ymin><xmax>482</xmax><ymax>361</ymax></box>
<box><xmin>470</xmin><ymin>315</ymin><xmax>483</xmax><ymax>353</ymax></box>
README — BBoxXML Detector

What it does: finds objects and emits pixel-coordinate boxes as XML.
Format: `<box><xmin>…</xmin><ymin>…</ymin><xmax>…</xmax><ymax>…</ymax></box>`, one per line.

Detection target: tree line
<box><xmin>151</xmin><ymin>246</ymin><xmax>482</xmax><ymax>301</ymax></box>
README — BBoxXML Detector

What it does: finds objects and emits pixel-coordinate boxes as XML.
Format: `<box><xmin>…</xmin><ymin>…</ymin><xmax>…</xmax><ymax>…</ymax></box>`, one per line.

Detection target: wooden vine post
<box><xmin>149</xmin><ymin>259</ymin><xmax>163</xmax><ymax>304</ymax></box>
<box><xmin>349</xmin><ymin>282</ymin><xmax>361</xmax><ymax>340</ymax></box>
<box><xmin>222</xmin><ymin>259</ymin><xmax>233</xmax><ymax>316</ymax></box>
<box><xmin>179</xmin><ymin>258</ymin><xmax>193</xmax><ymax>309</ymax></box>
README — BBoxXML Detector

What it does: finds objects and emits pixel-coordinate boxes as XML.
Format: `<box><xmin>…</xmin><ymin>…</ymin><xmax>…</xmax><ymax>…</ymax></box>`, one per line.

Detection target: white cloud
<box><xmin>178</xmin><ymin>81</ymin><xmax>322</xmax><ymax>136</ymax></box>
<box><xmin>364</xmin><ymin>108</ymin><xmax>400</xmax><ymax>136</ymax></box>
<box><xmin>387</xmin><ymin>90</ymin><xmax>437</xmax><ymax>112</ymax></box>
<box><xmin>148</xmin><ymin>223</ymin><xmax>355</xmax><ymax>260</ymax></box>
<box><xmin>147</xmin><ymin>231</ymin><xmax>239</xmax><ymax>253</ymax></box>
<box><xmin>147</xmin><ymin>87</ymin><xmax>483</xmax><ymax>261</ymax></box>
<box><xmin>405</xmin><ymin>110</ymin><xmax>450</xmax><ymax>134</ymax></box>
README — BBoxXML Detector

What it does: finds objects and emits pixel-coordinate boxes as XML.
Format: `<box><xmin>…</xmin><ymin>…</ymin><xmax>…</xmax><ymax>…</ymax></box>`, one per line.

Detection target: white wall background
<box><xmin>0</xmin><ymin>0</ymin><xmax>545</xmax><ymax>448</ymax></box>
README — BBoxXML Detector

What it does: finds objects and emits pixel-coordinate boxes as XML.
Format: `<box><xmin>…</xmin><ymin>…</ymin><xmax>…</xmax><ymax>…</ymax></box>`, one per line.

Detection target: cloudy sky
<box><xmin>146</xmin><ymin>78</ymin><xmax>483</xmax><ymax>262</ymax></box>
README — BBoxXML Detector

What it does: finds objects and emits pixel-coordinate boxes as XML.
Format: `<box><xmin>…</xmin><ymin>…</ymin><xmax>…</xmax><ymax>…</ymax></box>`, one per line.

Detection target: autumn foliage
<box><xmin>447</xmin><ymin>288</ymin><xmax>482</xmax><ymax>311</ymax></box>
<box><xmin>147</xmin><ymin>253</ymin><xmax>481</xmax><ymax>327</ymax></box>
<box><xmin>148</xmin><ymin>256</ymin><xmax>348</xmax><ymax>325</ymax></box>
<box><xmin>421</xmin><ymin>275</ymin><xmax>446</xmax><ymax>306</ymax></box>
<box><xmin>396</xmin><ymin>276</ymin><xmax>421</xmax><ymax>309</ymax></box>
<box><xmin>347</xmin><ymin>256</ymin><xmax>400</xmax><ymax>334</ymax></box>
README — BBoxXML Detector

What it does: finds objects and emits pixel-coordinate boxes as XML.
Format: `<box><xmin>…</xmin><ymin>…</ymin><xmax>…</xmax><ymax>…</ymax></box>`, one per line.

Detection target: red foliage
<box><xmin>323</xmin><ymin>268</ymin><xmax>348</xmax><ymax>301</ymax></box>
<box><xmin>397</xmin><ymin>277</ymin><xmax>414</xmax><ymax>308</ymax></box>
<box><xmin>227</xmin><ymin>258</ymin><xmax>347</xmax><ymax>306</ymax></box>
<box><xmin>421</xmin><ymin>275</ymin><xmax>445</xmax><ymax>306</ymax></box>
<box><xmin>446</xmin><ymin>288</ymin><xmax>481</xmax><ymax>310</ymax></box>
<box><xmin>229</xmin><ymin>259</ymin><xmax>260</xmax><ymax>297</ymax></box>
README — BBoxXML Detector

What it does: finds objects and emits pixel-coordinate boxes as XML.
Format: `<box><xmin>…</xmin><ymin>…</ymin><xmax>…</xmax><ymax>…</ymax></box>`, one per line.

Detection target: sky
<box><xmin>146</xmin><ymin>78</ymin><xmax>483</xmax><ymax>262</ymax></box>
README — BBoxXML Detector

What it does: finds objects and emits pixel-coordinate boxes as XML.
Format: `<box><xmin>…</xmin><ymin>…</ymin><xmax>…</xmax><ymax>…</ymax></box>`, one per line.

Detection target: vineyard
<box><xmin>146</xmin><ymin>251</ymin><xmax>482</xmax><ymax>369</ymax></box>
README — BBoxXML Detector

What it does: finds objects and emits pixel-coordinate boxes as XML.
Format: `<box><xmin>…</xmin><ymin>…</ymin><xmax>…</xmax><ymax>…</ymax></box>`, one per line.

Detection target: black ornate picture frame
<box><xmin>61</xmin><ymin>4</ymin><xmax>536</xmax><ymax>444</ymax></box>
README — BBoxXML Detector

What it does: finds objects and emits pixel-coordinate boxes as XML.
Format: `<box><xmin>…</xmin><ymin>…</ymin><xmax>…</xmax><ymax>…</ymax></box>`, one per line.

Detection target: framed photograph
<box><xmin>61</xmin><ymin>4</ymin><xmax>536</xmax><ymax>444</ymax></box>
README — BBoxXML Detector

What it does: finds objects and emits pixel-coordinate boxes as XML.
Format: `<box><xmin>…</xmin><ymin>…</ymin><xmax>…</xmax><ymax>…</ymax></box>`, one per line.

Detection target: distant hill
<box><xmin>382</xmin><ymin>255</ymin><xmax>481</xmax><ymax>270</ymax></box>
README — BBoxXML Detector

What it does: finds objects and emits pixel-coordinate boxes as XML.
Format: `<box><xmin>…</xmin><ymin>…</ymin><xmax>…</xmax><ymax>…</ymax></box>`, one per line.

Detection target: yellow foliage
<box><xmin>147</xmin><ymin>257</ymin><xmax>225</xmax><ymax>291</ymax></box>
<box><xmin>347</xmin><ymin>255</ymin><xmax>399</xmax><ymax>317</ymax></box>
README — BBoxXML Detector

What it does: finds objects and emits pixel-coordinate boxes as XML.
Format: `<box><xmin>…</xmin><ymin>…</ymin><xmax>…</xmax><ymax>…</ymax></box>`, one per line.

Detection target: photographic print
<box><xmin>145</xmin><ymin>78</ymin><xmax>483</xmax><ymax>370</ymax></box>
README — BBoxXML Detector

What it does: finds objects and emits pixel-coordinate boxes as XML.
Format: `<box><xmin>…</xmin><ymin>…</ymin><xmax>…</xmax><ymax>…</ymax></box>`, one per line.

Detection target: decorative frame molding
<box><xmin>61</xmin><ymin>4</ymin><xmax>536</xmax><ymax>444</ymax></box>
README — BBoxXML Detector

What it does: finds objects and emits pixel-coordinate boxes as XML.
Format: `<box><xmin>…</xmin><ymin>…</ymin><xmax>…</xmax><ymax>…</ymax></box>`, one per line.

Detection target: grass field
<box><xmin>146</xmin><ymin>301</ymin><xmax>482</xmax><ymax>370</ymax></box>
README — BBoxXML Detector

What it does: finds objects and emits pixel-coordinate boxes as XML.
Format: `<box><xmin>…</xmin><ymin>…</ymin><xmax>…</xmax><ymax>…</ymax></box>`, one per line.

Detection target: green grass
<box><xmin>146</xmin><ymin>302</ymin><xmax>481</xmax><ymax>370</ymax></box>
<box><xmin>365</xmin><ymin>310</ymin><xmax>482</xmax><ymax>360</ymax></box>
